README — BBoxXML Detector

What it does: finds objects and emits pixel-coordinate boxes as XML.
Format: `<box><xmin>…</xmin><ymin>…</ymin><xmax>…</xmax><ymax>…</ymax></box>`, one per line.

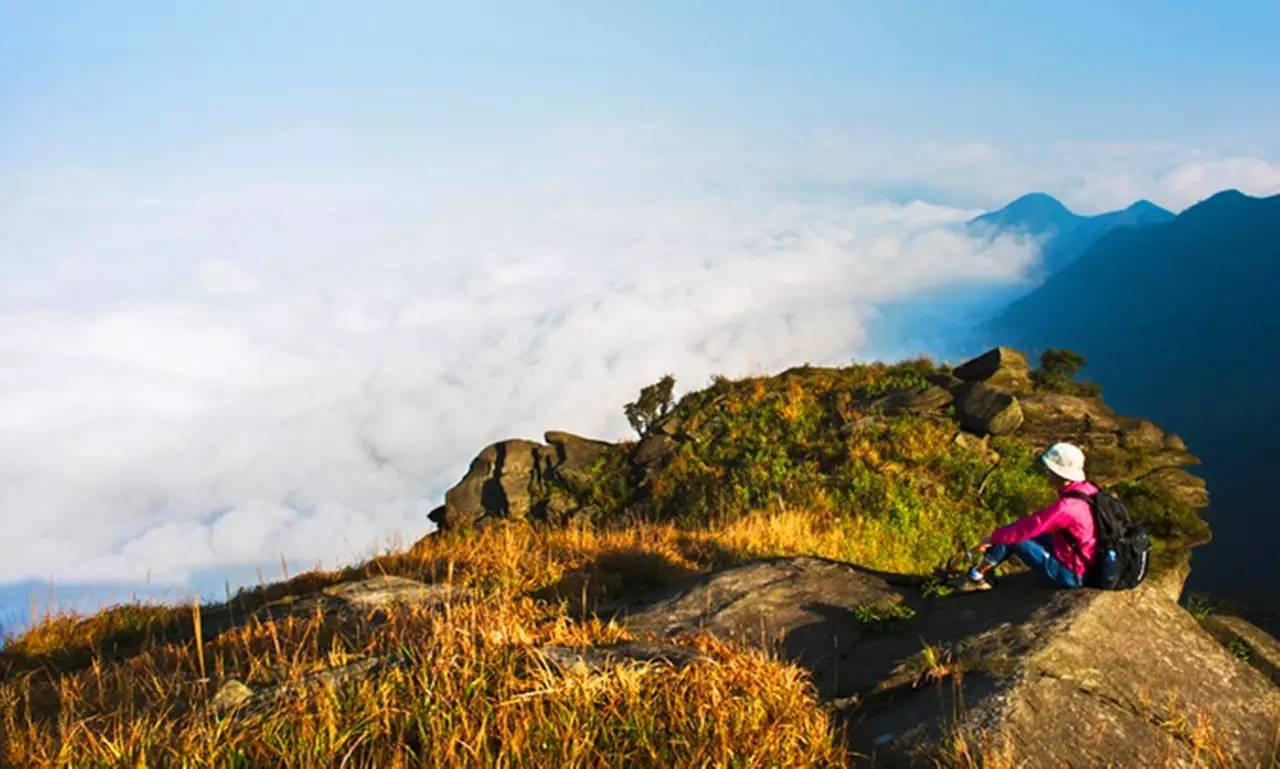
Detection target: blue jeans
<box><xmin>983</xmin><ymin>535</ymin><xmax>1082</xmax><ymax>588</ymax></box>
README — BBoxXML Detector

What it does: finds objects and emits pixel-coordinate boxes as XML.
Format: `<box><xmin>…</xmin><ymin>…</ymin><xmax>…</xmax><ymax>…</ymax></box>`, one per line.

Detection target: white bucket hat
<box><xmin>1041</xmin><ymin>442</ymin><xmax>1086</xmax><ymax>482</ymax></box>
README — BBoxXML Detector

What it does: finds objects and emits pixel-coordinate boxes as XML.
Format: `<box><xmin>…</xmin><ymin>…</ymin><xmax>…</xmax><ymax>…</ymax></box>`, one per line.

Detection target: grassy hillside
<box><xmin>518</xmin><ymin>357</ymin><xmax>1206</xmax><ymax>565</ymax></box>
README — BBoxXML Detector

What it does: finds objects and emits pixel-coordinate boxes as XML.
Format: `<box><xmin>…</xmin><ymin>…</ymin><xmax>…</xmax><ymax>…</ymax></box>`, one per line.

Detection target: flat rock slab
<box><xmin>248</xmin><ymin>577</ymin><xmax>468</xmax><ymax>627</ymax></box>
<box><xmin>321</xmin><ymin>576</ymin><xmax>463</xmax><ymax>610</ymax></box>
<box><xmin>622</xmin><ymin>556</ymin><xmax>1065</xmax><ymax>698</ymax></box>
<box><xmin>620</xmin><ymin>556</ymin><xmax>1280</xmax><ymax>767</ymax></box>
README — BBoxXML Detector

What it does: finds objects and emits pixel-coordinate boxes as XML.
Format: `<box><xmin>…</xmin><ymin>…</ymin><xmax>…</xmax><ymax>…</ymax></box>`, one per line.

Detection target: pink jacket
<box><xmin>990</xmin><ymin>480</ymin><xmax>1098</xmax><ymax>577</ymax></box>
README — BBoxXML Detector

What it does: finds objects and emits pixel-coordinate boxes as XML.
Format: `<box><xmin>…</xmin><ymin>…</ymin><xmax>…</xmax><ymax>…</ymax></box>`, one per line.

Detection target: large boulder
<box><xmin>619</xmin><ymin>556</ymin><xmax>1280</xmax><ymax>767</ymax></box>
<box><xmin>430</xmin><ymin>433</ymin><xmax>614</xmax><ymax>530</ymax></box>
<box><xmin>954</xmin><ymin>382</ymin><xmax>1024</xmax><ymax>435</ymax></box>
<box><xmin>430</xmin><ymin>438</ymin><xmax>545</xmax><ymax>529</ymax></box>
<box><xmin>953</xmin><ymin>347</ymin><xmax>1033</xmax><ymax>393</ymax></box>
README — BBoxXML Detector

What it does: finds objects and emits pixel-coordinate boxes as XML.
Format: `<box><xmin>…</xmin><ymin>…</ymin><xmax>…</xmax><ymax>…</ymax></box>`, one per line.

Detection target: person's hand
<box><xmin>976</xmin><ymin>535</ymin><xmax>992</xmax><ymax>553</ymax></box>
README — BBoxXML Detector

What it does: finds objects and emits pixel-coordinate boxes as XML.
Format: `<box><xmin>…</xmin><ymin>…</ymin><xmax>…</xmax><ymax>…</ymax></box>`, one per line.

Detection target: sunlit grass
<box><xmin>2</xmin><ymin>510</ymin><xmax>863</xmax><ymax>768</ymax></box>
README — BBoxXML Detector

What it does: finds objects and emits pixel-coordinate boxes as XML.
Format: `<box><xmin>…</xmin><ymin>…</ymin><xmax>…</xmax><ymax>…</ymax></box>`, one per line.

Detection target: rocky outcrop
<box><xmin>618</xmin><ymin>556</ymin><xmax>1280</xmax><ymax>767</ymax></box>
<box><xmin>429</xmin><ymin>431</ymin><xmax>612</xmax><ymax>530</ymax></box>
<box><xmin>429</xmin><ymin>439</ymin><xmax>542</xmax><ymax>530</ymax></box>
<box><xmin>429</xmin><ymin>347</ymin><xmax>1208</xmax><ymax>539</ymax></box>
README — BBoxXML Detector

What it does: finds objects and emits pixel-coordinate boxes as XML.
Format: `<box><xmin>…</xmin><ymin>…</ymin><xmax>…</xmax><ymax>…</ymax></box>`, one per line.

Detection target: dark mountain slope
<box><xmin>990</xmin><ymin>190</ymin><xmax>1280</xmax><ymax>621</ymax></box>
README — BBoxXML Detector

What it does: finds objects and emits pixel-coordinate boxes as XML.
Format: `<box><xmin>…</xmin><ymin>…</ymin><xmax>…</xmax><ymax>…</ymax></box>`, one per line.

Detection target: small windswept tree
<box><xmin>624</xmin><ymin>374</ymin><xmax>675</xmax><ymax>436</ymax></box>
<box><xmin>1033</xmin><ymin>348</ymin><xmax>1100</xmax><ymax>395</ymax></box>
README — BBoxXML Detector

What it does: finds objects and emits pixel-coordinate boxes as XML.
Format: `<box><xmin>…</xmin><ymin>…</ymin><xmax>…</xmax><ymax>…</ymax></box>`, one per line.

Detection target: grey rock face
<box><xmin>1018</xmin><ymin>392</ymin><xmax>1121</xmax><ymax>438</ymax></box>
<box><xmin>1200</xmin><ymin>613</ymin><xmax>1280</xmax><ymax>685</ymax></box>
<box><xmin>624</xmin><ymin>557</ymin><xmax>913</xmax><ymax>697</ymax></box>
<box><xmin>433</xmin><ymin>433</ymin><xmax>612</xmax><ymax>530</ymax></box>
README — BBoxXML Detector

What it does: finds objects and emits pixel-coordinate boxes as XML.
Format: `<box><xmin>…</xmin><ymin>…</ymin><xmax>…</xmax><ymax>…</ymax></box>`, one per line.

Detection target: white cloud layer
<box><xmin>0</xmin><ymin>163</ymin><xmax>1036</xmax><ymax>595</ymax></box>
<box><xmin>1</xmin><ymin>130</ymin><xmax>1277</xmax><ymax>620</ymax></box>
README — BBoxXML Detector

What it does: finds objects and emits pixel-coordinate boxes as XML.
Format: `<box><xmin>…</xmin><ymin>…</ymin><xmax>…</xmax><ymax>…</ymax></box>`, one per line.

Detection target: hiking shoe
<box><xmin>952</xmin><ymin>575</ymin><xmax>993</xmax><ymax>593</ymax></box>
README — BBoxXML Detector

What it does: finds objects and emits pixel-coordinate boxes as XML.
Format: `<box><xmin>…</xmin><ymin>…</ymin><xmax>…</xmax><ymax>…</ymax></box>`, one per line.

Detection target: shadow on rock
<box><xmin>530</xmin><ymin>548</ymin><xmax>702</xmax><ymax>616</ymax></box>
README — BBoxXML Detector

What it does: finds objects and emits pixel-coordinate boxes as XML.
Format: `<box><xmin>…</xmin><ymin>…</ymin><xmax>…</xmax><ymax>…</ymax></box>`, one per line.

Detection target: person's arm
<box><xmin>987</xmin><ymin>499</ymin><xmax>1069</xmax><ymax>545</ymax></box>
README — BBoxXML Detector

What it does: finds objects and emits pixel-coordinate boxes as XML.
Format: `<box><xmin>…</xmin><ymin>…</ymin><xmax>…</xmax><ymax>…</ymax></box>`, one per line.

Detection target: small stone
<box><xmin>211</xmin><ymin>679</ymin><xmax>254</xmax><ymax>711</ymax></box>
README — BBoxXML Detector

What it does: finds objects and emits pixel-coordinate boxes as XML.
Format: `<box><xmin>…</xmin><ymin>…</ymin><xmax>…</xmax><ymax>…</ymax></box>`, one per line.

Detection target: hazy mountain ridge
<box><xmin>968</xmin><ymin>191</ymin><xmax>1175</xmax><ymax>278</ymax></box>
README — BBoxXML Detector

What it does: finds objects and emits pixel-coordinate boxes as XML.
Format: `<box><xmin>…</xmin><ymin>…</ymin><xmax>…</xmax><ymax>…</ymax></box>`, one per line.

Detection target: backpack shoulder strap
<box><xmin>1059</xmin><ymin>489</ymin><xmax>1096</xmax><ymax>567</ymax></box>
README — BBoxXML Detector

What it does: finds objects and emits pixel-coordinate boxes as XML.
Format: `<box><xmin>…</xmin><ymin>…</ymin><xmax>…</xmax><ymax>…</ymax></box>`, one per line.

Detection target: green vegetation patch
<box><xmin>544</xmin><ymin>351</ymin><xmax>1207</xmax><ymax>575</ymax></box>
<box><xmin>852</xmin><ymin>601</ymin><xmax>918</xmax><ymax>633</ymax></box>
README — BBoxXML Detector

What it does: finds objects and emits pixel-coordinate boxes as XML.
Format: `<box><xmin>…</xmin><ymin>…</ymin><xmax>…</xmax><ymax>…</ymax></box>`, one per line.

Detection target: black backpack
<box><xmin>1064</xmin><ymin>489</ymin><xmax>1150</xmax><ymax>590</ymax></box>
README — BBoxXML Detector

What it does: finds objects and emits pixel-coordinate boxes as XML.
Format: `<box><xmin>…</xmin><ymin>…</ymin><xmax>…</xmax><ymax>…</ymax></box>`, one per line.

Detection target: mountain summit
<box><xmin>969</xmin><ymin>192</ymin><xmax>1077</xmax><ymax>234</ymax></box>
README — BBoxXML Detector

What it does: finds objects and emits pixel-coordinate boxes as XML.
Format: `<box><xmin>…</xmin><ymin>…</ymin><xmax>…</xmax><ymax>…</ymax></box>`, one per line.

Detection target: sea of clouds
<box><xmin>2</xmin><ymin>129</ymin><xmax>1278</xmax><ymax>628</ymax></box>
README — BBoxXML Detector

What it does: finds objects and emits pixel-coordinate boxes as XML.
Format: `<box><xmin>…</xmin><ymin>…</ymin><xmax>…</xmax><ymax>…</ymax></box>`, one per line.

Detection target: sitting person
<box><xmin>958</xmin><ymin>442</ymin><xmax>1097</xmax><ymax>592</ymax></box>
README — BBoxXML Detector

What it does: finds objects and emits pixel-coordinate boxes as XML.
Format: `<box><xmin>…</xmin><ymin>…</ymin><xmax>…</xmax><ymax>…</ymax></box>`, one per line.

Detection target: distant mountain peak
<box><xmin>1126</xmin><ymin>199</ymin><xmax>1169</xmax><ymax>215</ymax></box>
<box><xmin>969</xmin><ymin>192</ymin><xmax>1077</xmax><ymax>236</ymax></box>
<box><xmin>1180</xmin><ymin>188</ymin><xmax>1270</xmax><ymax>219</ymax></box>
<box><xmin>1000</xmin><ymin>192</ymin><xmax>1073</xmax><ymax>219</ymax></box>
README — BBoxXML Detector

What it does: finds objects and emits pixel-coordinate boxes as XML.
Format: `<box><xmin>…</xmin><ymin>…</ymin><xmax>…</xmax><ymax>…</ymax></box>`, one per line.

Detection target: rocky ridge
<box><xmin>430</xmin><ymin>347</ymin><xmax>1208</xmax><ymax>542</ymax></box>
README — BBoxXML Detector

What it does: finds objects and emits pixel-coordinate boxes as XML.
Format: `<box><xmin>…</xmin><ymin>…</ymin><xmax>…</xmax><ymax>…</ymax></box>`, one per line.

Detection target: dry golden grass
<box><xmin>1</xmin><ymin>511</ymin><xmax>853</xmax><ymax>768</ymax></box>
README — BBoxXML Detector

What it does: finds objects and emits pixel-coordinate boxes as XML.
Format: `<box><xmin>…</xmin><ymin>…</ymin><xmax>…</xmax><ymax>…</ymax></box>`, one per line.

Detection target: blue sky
<box><xmin>4</xmin><ymin>2</ymin><xmax>1278</xmax><ymax>188</ymax></box>
<box><xmin>2</xmin><ymin>2</ymin><xmax>1279</xmax><ymax>629</ymax></box>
